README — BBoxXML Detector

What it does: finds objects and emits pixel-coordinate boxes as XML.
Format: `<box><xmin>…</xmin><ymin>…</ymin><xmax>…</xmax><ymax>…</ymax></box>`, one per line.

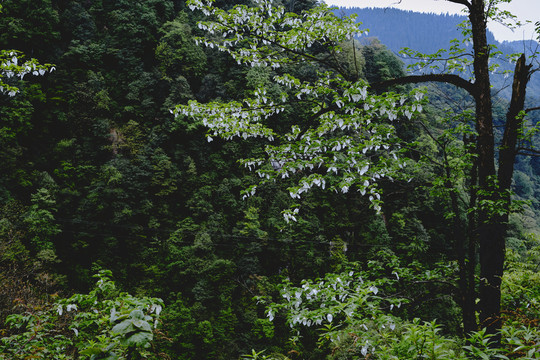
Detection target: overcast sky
<box><xmin>324</xmin><ymin>0</ymin><xmax>539</xmax><ymax>42</ymax></box>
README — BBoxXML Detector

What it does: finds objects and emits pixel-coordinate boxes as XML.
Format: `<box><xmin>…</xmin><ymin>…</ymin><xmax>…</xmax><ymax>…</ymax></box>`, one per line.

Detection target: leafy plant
<box><xmin>0</xmin><ymin>270</ymin><xmax>164</xmax><ymax>359</ymax></box>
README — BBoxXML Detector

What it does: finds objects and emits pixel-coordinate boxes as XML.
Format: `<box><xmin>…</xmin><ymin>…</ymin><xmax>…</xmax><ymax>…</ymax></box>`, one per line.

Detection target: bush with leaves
<box><xmin>502</xmin><ymin>235</ymin><xmax>540</xmax><ymax>327</ymax></box>
<box><xmin>0</xmin><ymin>270</ymin><xmax>164</xmax><ymax>359</ymax></box>
<box><xmin>254</xmin><ymin>257</ymin><xmax>454</xmax><ymax>358</ymax></box>
<box><xmin>247</xmin><ymin>253</ymin><xmax>540</xmax><ymax>359</ymax></box>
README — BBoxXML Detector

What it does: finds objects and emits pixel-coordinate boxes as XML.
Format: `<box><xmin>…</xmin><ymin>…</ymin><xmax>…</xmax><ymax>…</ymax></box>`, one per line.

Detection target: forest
<box><xmin>0</xmin><ymin>0</ymin><xmax>539</xmax><ymax>359</ymax></box>
<box><xmin>338</xmin><ymin>7</ymin><xmax>540</xmax><ymax>98</ymax></box>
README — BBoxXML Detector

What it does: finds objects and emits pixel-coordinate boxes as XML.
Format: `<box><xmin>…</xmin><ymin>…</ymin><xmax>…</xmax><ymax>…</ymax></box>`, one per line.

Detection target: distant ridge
<box><xmin>336</xmin><ymin>7</ymin><xmax>496</xmax><ymax>53</ymax></box>
<box><xmin>335</xmin><ymin>7</ymin><xmax>540</xmax><ymax>100</ymax></box>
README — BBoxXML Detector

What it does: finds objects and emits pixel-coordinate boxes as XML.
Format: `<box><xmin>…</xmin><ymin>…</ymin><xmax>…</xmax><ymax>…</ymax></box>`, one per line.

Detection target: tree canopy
<box><xmin>0</xmin><ymin>0</ymin><xmax>539</xmax><ymax>358</ymax></box>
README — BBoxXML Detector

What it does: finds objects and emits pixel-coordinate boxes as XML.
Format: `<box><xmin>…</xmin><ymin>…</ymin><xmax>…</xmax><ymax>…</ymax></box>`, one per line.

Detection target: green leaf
<box><xmin>132</xmin><ymin>319</ymin><xmax>152</xmax><ymax>332</ymax></box>
<box><xmin>129</xmin><ymin>309</ymin><xmax>145</xmax><ymax>320</ymax></box>
<box><xmin>111</xmin><ymin>320</ymin><xmax>136</xmax><ymax>335</ymax></box>
<box><xmin>90</xmin><ymin>353</ymin><xmax>119</xmax><ymax>360</ymax></box>
<box><xmin>80</xmin><ymin>347</ymin><xmax>105</xmax><ymax>356</ymax></box>
<box><xmin>121</xmin><ymin>331</ymin><xmax>153</xmax><ymax>348</ymax></box>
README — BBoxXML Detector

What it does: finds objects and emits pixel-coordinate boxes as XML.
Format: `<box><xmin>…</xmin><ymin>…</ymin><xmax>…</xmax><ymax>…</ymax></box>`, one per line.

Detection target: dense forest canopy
<box><xmin>0</xmin><ymin>0</ymin><xmax>539</xmax><ymax>359</ymax></box>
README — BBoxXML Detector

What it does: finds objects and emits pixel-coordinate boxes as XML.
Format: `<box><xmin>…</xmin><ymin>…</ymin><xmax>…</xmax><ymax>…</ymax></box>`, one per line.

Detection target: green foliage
<box><xmin>0</xmin><ymin>270</ymin><xmax>164</xmax><ymax>359</ymax></box>
<box><xmin>1</xmin><ymin>0</ymin><xmax>539</xmax><ymax>358</ymax></box>
<box><xmin>362</xmin><ymin>40</ymin><xmax>406</xmax><ymax>84</ymax></box>
<box><xmin>241</xmin><ymin>348</ymin><xmax>290</xmax><ymax>360</ymax></box>
<box><xmin>250</xmin><ymin>260</ymin><xmax>540</xmax><ymax>360</ymax></box>
<box><xmin>177</xmin><ymin>0</ymin><xmax>429</xmax><ymax>219</ymax></box>
<box><xmin>502</xmin><ymin>236</ymin><xmax>540</xmax><ymax>328</ymax></box>
<box><xmin>329</xmin><ymin>319</ymin><xmax>464</xmax><ymax>360</ymax></box>
<box><xmin>255</xmin><ymin>252</ymin><xmax>464</xmax><ymax>358</ymax></box>
<box><xmin>155</xmin><ymin>12</ymin><xmax>207</xmax><ymax>82</ymax></box>
<box><xmin>0</xmin><ymin>50</ymin><xmax>54</xmax><ymax>96</ymax></box>
<box><xmin>23</xmin><ymin>187</ymin><xmax>60</xmax><ymax>252</ymax></box>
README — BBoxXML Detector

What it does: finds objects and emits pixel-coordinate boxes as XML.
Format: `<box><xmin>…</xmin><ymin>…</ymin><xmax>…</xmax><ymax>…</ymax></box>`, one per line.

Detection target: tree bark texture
<box><xmin>468</xmin><ymin>0</ymin><xmax>501</xmax><ymax>337</ymax></box>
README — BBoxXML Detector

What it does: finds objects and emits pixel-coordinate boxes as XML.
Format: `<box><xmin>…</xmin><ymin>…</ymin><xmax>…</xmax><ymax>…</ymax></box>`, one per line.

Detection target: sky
<box><xmin>324</xmin><ymin>0</ymin><xmax>539</xmax><ymax>42</ymax></box>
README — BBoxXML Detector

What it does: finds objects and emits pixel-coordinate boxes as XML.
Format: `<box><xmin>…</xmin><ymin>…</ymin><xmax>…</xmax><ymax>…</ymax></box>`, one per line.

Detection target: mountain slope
<box><xmin>337</xmin><ymin>7</ymin><xmax>540</xmax><ymax>99</ymax></box>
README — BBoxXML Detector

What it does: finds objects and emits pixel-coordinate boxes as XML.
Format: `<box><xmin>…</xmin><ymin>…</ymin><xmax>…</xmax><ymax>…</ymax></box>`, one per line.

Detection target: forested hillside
<box><xmin>339</xmin><ymin>8</ymin><xmax>475</xmax><ymax>53</ymax></box>
<box><xmin>338</xmin><ymin>7</ymin><xmax>540</xmax><ymax>98</ymax></box>
<box><xmin>338</xmin><ymin>6</ymin><xmax>540</xmax><ymax>235</ymax></box>
<box><xmin>0</xmin><ymin>0</ymin><xmax>539</xmax><ymax>359</ymax></box>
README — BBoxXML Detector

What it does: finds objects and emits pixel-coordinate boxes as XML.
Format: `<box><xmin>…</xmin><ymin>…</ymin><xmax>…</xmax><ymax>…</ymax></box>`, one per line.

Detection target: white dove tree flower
<box><xmin>174</xmin><ymin>0</ymin><xmax>425</xmax><ymax>219</ymax></box>
<box><xmin>0</xmin><ymin>49</ymin><xmax>55</xmax><ymax>97</ymax></box>
<box><xmin>259</xmin><ymin>268</ymin><xmax>407</xmax><ymax>349</ymax></box>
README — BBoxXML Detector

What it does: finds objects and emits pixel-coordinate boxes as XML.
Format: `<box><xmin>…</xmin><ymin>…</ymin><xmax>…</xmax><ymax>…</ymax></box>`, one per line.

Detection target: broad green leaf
<box><xmin>111</xmin><ymin>320</ymin><xmax>136</xmax><ymax>335</ymax></box>
<box><xmin>121</xmin><ymin>331</ymin><xmax>153</xmax><ymax>348</ymax></box>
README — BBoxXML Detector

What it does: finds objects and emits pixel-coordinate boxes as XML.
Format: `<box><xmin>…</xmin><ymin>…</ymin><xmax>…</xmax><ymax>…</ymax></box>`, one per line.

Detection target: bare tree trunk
<box><xmin>476</xmin><ymin>42</ymin><xmax>531</xmax><ymax>339</ymax></box>
<box><xmin>376</xmin><ymin>0</ymin><xmax>536</xmax><ymax>340</ymax></box>
<box><xmin>499</xmin><ymin>54</ymin><xmax>531</xmax><ymax>193</ymax></box>
<box><xmin>480</xmin><ymin>53</ymin><xmax>532</xmax><ymax>333</ymax></box>
<box><xmin>467</xmin><ymin>0</ymin><xmax>503</xmax><ymax>337</ymax></box>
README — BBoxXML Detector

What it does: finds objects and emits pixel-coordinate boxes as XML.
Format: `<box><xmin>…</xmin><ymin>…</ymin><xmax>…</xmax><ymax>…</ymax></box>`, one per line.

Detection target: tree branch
<box><xmin>525</xmin><ymin>106</ymin><xmax>540</xmax><ymax>113</ymax></box>
<box><xmin>402</xmin><ymin>144</ymin><xmax>444</xmax><ymax>167</ymax></box>
<box><xmin>446</xmin><ymin>0</ymin><xmax>472</xmax><ymax>10</ymax></box>
<box><xmin>371</xmin><ymin>74</ymin><xmax>476</xmax><ymax>97</ymax></box>
<box><xmin>516</xmin><ymin>147</ymin><xmax>540</xmax><ymax>157</ymax></box>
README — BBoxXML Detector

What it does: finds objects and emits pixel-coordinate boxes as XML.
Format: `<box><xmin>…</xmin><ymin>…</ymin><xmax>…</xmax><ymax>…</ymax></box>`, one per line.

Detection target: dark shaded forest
<box><xmin>0</xmin><ymin>0</ymin><xmax>539</xmax><ymax>359</ymax></box>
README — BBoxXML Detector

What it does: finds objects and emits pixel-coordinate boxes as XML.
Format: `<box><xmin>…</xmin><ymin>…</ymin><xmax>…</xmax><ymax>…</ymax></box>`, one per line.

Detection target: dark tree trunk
<box><xmin>476</xmin><ymin>42</ymin><xmax>531</xmax><ymax>338</ymax></box>
<box><xmin>498</xmin><ymin>54</ymin><xmax>531</xmax><ymax>191</ymax></box>
<box><xmin>468</xmin><ymin>0</ymin><xmax>502</xmax><ymax>336</ymax></box>
<box><xmin>482</xmin><ymin>53</ymin><xmax>532</xmax><ymax>332</ymax></box>
<box><xmin>378</xmin><ymin>0</ymin><xmax>536</xmax><ymax>339</ymax></box>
